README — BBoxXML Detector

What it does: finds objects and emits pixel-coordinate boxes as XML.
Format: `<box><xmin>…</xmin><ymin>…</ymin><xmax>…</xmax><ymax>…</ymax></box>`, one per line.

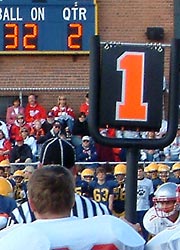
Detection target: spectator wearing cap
<box><xmin>9</xmin><ymin>135</ymin><xmax>33</xmax><ymax>166</ymax></box>
<box><xmin>41</xmin><ymin>111</ymin><xmax>55</xmax><ymax>134</ymax></box>
<box><xmin>75</xmin><ymin>135</ymin><xmax>98</xmax><ymax>168</ymax></box>
<box><xmin>37</xmin><ymin>120</ymin><xmax>66</xmax><ymax>144</ymax></box>
<box><xmin>80</xmin><ymin>93</ymin><xmax>89</xmax><ymax>116</ymax></box>
<box><xmin>10</xmin><ymin>114</ymin><xmax>31</xmax><ymax>145</ymax></box>
<box><xmin>71</xmin><ymin>112</ymin><xmax>90</xmax><ymax>147</ymax></box>
<box><xmin>6</xmin><ymin>97</ymin><xmax>24</xmax><ymax>130</ymax></box>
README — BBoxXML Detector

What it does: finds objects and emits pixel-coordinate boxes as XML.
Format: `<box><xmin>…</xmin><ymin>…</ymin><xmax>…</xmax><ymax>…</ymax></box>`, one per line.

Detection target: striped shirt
<box><xmin>7</xmin><ymin>194</ymin><xmax>111</xmax><ymax>226</ymax></box>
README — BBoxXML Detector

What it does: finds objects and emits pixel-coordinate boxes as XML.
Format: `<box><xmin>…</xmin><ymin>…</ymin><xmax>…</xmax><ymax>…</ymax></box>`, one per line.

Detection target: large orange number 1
<box><xmin>115</xmin><ymin>52</ymin><xmax>148</xmax><ymax>121</ymax></box>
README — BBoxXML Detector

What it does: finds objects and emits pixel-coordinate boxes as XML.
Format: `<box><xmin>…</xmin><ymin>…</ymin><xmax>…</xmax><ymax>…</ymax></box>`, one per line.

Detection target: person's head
<box><xmin>96</xmin><ymin>166</ymin><xmax>106</xmax><ymax>182</ymax></box>
<box><xmin>28</xmin><ymin>94</ymin><xmax>37</xmax><ymax>106</ymax></box>
<box><xmin>23</xmin><ymin>166</ymin><xmax>35</xmax><ymax>181</ymax></box>
<box><xmin>114</xmin><ymin>163</ymin><xmax>126</xmax><ymax>183</ymax></box>
<box><xmin>13</xmin><ymin>170</ymin><xmax>24</xmax><ymax>185</ymax></box>
<box><xmin>81</xmin><ymin>168</ymin><xmax>94</xmax><ymax>182</ymax></box>
<box><xmin>58</xmin><ymin>95</ymin><xmax>67</xmax><ymax>106</ymax></box>
<box><xmin>153</xmin><ymin>182</ymin><xmax>179</xmax><ymax>218</ymax></box>
<box><xmin>78</xmin><ymin>112</ymin><xmax>86</xmax><ymax>122</ymax></box>
<box><xmin>33</xmin><ymin>119</ymin><xmax>42</xmax><ymax>130</ymax></box>
<box><xmin>138</xmin><ymin>165</ymin><xmax>145</xmax><ymax>179</ymax></box>
<box><xmin>147</xmin><ymin>162</ymin><xmax>158</xmax><ymax>179</ymax></box>
<box><xmin>52</xmin><ymin>121</ymin><xmax>62</xmax><ymax>134</ymax></box>
<box><xmin>28</xmin><ymin>166</ymin><xmax>75</xmax><ymax>219</ymax></box>
<box><xmin>15</xmin><ymin>135</ymin><xmax>24</xmax><ymax>146</ymax></box>
<box><xmin>20</xmin><ymin>127</ymin><xmax>30</xmax><ymax>139</ymax></box>
<box><xmin>0</xmin><ymin>159</ymin><xmax>11</xmax><ymax>177</ymax></box>
<box><xmin>39</xmin><ymin>137</ymin><xmax>75</xmax><ymax>172</ymax></box>
<box><xmin>47</xmin><ymin>111</ymin><xmax>55</xmax><ymax>123</ymax></box>
<box><xmin>82</xmin><ymin>135</ymin><xmax>90</xmax><ymax>147</ymax></box>
<box><xmin>12</xmin><ymin>97</ymin><xmax>21</xmax><ymax>107</ymax></box>
<box><xmin>158</xmin><ymin>164</ymin><xmax>170</xmax><ymax>182</ymax></box>
<box><xmin>171</xmin><ymin>162</ymin><xmax>180</xmax><ymax>179</ymax></box>
<box><xmin>16</xmin><ymin>114</ymin><xmax>25</xmax><ymax>125</ymax></box>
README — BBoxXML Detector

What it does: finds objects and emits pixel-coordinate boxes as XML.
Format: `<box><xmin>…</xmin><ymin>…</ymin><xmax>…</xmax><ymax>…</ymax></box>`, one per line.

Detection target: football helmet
<box><xmin>172</xmin><ymin>162</ymin><xmax>180</xmax><ymax>172</ymax></box>
<box><xmin>81</xmin><ymin>168</ymin><xmax>94</xmax><ymax>182</ymax></box>
<box><xmin>114</xmin><ymin>164</ymin><xmax>126</xmax><ymax>175</ymax></box>
<box><xmin>158</xmin><ymin>164</ymin><xmax>170</xmax><ymax>182</ymax></box>
<box><xmin>147</xmin><ymin>163</ymin><xmax>158</xmax><ymax>179</ymax></box>
<box><xmin>153</xmin><ymin>182</ymin><xmax>178</xmax><ymax>218</ymax></box>
<box><xmin>0</xmin><ymin>177</ymin><xmax>13</xmax><ymax>197</ymax></box>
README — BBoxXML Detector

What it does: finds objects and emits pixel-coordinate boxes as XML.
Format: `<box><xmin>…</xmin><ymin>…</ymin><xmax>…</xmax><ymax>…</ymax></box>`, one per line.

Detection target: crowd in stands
<box><xmin>0</xmin><ymin>92</ymin><xmax>180</xmax><ymax>245</ymax></box>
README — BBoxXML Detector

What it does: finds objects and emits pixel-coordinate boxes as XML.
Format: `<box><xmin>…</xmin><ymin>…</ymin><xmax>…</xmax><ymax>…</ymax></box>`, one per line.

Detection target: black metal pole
<box><xmin>125</xmin><ymin>147</ymin><xmax>139</xmax><ymax>224</ymax></box>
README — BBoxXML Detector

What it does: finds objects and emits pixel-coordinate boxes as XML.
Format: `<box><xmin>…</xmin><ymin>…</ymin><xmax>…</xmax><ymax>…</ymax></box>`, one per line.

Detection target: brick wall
<box><xmin>0</xmin><ymin>0</ymin><xmax>174</xmax><ymax>118</ymax></box>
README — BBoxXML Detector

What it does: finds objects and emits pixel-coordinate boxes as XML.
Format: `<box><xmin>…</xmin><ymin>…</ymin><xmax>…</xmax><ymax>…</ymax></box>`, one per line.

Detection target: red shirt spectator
<box><xmin>80</xmin><ymin>93</ymin><xmax>89</xmax><ymax>116</ymax></box>
<box><xmin>0</xmin><ymin>130</ymin><xmax>12</xmax><ymax>163</ymax></box>
<box><xmin>24</xmin><ymin>94</ymin><xmax>47</xmax><ymax>126</ymax></box>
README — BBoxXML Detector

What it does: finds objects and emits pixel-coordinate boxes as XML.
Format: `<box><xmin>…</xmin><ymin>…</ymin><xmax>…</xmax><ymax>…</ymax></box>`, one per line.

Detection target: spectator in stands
<box><xmin>37</xmin><ymin>120</ymin><xmax>65</xmax><ymax>144</ymax></box>
<box><xmin>6</xmin><ymin>97</ymin><xmax>24</xmax><ymax>130</ymax></box>
<box><xmin>51</xmin><ymin>95</ymin><xmax>75</xmax><ymax>133</ymax></box>
<box><xmin>0</xmin><ymin>130</ymin><xmax>12</xmax><ymax>164</ymax></box>
<box><xmin>41</xmin><ymin>111</ymin><xmax>55</xmax><ymax>134</ymax></box>
<box><xmin>75</xmin><ymin>135</ymin><xmax>98</xmax><ymax>168</ymax></box>
<box><xmin>9</xmin><ymin>135</ymin><xmax>33</xmax><ymax>164</ymax></box>
<box><xmin>24</xmin><ymin>94</ymin><xmax>47</xmax><ymax>126</ymax></box>
<box><xmin>30</xmin><ymin>119</ymin><xmax>45</xmax><ymax>141</ymax></box>
<box><xmin>20</xmin><ymin>127</ymin><xmax>37</xmax><ymax>161</ymax></box>
<box><xmin>140</xmin><ymin>131</ymin><xmax>161</xmax><ymax>162</ymax></box>
<box><xmin>0</xmin><ymin>120</ymin><xmax>9</xmax><ymax>139</ymax></box>
<box><xmin>71</xmin><ymin>112</ymin><xmax>90</xmax><ymax>147</ymax></box>
<box><xmin>164</xmin><ymin>126</ymin><xmax>180</xmax><ymax>163</ymax></box>
<box><xmin>9</xmin><ymin>114</ymin><xmax>31</xmax><ymax>145</ymax></box>
<box><xmin>80</xmin><ymin>92</ymin><xmax>89</xmax><ymax>116</ymax></box>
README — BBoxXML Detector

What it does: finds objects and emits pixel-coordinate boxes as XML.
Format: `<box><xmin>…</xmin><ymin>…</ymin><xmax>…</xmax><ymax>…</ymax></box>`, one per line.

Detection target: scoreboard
<box><xmin>0</xmin><ymin>0</ymin><xmax>98</xmax><ymax>54</ymax></box>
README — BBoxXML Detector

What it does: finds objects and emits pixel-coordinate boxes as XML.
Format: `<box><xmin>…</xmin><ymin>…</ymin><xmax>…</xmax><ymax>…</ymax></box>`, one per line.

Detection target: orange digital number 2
<box><xmin>68</xmin><ymin>23</ymin><xmax>82</xmax><ymax>49</ymax></box>
<box><xmin>115</xmin><ymin>52</ymin><xmax>148</xmax><ymax>121</ymax></box>
<box><xmin>23</xmin><ymin>23</ymin><xmax>38</xmax><ymax>49</ymax></box>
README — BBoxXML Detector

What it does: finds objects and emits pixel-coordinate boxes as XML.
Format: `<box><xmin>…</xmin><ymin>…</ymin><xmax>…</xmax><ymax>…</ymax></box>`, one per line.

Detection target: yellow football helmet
<box><xmin>0</xmin><ymin>177</ymin><xmax>13</xmax><ymax>197</ymax></box>
<box><xmin>13</xmin><ymin>170</ymin><xmax>24</xmax><ymax>177</ymax></box>
<box><xmin>158</xmin><ymin>164</ymin><xmax>170</xmax><ymax>182</ymax></box>
<box><xmin>114</xmin><ymin>164</ymin><xmax>127</xmax><ymax>175</ymax></box>
<box><xmin>172</xmin><ymin>162</ymin><xmax>180</xmax><ymax>172</ymax></box>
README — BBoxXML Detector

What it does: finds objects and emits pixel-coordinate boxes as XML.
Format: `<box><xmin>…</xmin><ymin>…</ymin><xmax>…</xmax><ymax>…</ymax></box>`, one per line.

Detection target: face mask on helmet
<box><xmin>153</xmin><ymin>182</ymin><xmax>178</xmax><ymax>218</ymax></box>
<box><xmin>153</xmin><ymin>197</ymin><xmax>177</xmax><ymax>217</ymax></box>
<box><xmin>158</xmin><ymin>171</ymin><xmax>169</xmax><ymax>182</ymax></box>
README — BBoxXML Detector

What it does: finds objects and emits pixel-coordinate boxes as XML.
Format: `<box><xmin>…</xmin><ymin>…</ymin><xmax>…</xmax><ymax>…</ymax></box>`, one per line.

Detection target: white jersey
<box><xmin>143</xmin><ymin>206</ymin><xmax>180</xmax><ymax>235</ymax></box>
<box><xmin>145</xmin><ymin>224</ymin><xmax>180</xmax><ymax>250</ymax></box>
<box><xmin>8</xmin><ymin>193</ymin><xmax>110</xmax><ymax>226</ymax></box>
<box><xmin>0</xmin><ymin>215</ymin><xmax>145</xmax><ymax>250</ymax></box>
<box><xmin>137</xmin><ymin>178</ymin><xmax>154</xmax><ymax>211</ymax></box>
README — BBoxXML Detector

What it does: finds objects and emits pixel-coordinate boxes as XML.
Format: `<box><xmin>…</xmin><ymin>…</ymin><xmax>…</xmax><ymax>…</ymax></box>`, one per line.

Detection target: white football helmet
<box><xmin>153</xmin><ymin>182</ymin><xmax>178</xmax><ymax>218</ymax></box>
